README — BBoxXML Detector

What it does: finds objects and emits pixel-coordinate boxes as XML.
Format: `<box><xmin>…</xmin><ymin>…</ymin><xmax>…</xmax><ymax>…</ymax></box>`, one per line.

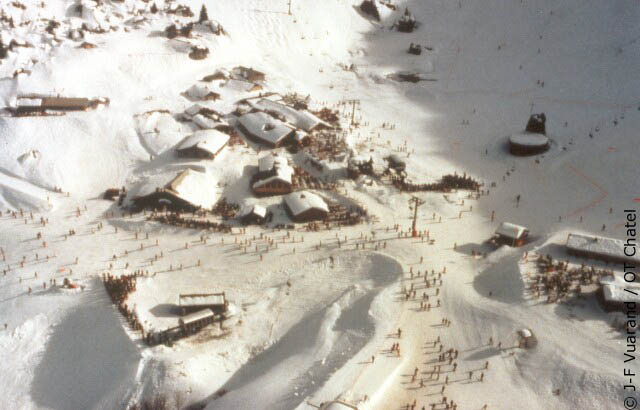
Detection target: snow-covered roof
<box><xmin>600</xmin><ymin>275</ymin><xmax>640</xmax><ymax>303</ymax></box>
<box><xmin>495</xmin><ymin>222</ymin><xmax>528</xmax><ymax>240</ymax></box>
<box><xmin>518</xmin><ymin>328</ymin><xmax>533</xmax><ymax>338</ymax></box>
<box><xmin>179</xmin><ymin>293</ymin><xmax>226</xmax><ymax>306</ymax></box>
<box><xmin>222</xmin><ymin>79</ymin><xmax>261</xmax><ymax>92</ymax></box>
<box><xmin>509</xmin><ymin>132</ymin><xmax>549</xmax><ymax>147</ymax></box>
<box><xmin>253</xmin><ymin>153</ymin><xmax>294</xmax><ymax>188</ymax></box>
<box><xmin>185</xmin><ymin>84</ymin><xmax>219</xmax><ymax>100</ymax></box>
<box><xmin>231</xmin><ymin>66</ymin><xmax>265</xmax><ymax>82</ymax></box>
<box><xmin>192</xmin><ymin>114</ymin><xmax>218</xmax><ymax>129</ymax></box>
<box><xmin>284</xmin><ymin>191</ymin><xmax>329</xmax><ymax>216</ymax></box>
<box><xmin>238</xmin><ymin>204</ymin><xmax>267</xmax><ymax>218</ymax></box>
<box><xmin>237</xmin><ymin>112</ymin><xmax>295</xmax><ymax>145</ymax></box>
<box><xmin>566</xmin><ymin>233</ymin><xmax>640</xmax><ymax>263</ymax></box>
<box><xmin>166</xmin><ymin>169</ymin><xmax>218</xmax><ymax>209</ymax></box>
<box><xmin>177</xmin><ymin>130</ymin><xmax>229</xmax><ymax>156</ymax></box>
<box><xmin>249</xmin><ymin>98</ymin><xmax>331</xmax><ymax>131</ymax></box>
<box><xmin>179</xmin><ymin>309</ymin><xmax>215</xmax><ymax>326</ymax></box>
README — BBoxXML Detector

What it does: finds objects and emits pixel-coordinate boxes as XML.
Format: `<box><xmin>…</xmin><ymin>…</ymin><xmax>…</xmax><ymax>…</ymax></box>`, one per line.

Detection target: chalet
<box><xmin>185</xmin><ymin>84</ymin><xmax>221</xmax><ymax>101</ymax></box>
<box><xmin>176</xmin><ymin>130</ymin><xmax>229</xmax><ymax>160</ymax></box>
<box><xmin>178</xmin><ymin>292</ymin><xmax>228</xmax><ymax>316</ymax></box>
<box><xmin>202</xmin><ymin>70</ymin><xmax>228</xmax><ymax>82</ymax></box>
<box><xmin>252</xmin><ymin>153</ymin><xmax>294</xmax><ymax>196</ymax></box>
<box><xmin>132</xmin><ymin>169</ymin><xmax>218</xmax><ymax>212</ymax></box>
<box><xmin>283</xmin><ymin>191</ymin><xmax>329</xmax><ymax>222</ymax></box>
<box><xmin>222</xmin><ymin>78</ymin><xmax>263</xmax><ymax>93</ymax></box>
<box><xmin>566</xmin><ymin>233</ymin><xmax>640</xmax><ymax>265</ymax></box>
<box><xmin>178</xmin><ymin>308</ymin><xmax>216</xmax><ymax>334</ymax></box>
<box><xmin>493</xmin><ymin>222</ymin><xmax>529</xmax><ymax>247</ymax></box>
<box><xmin>237</xmin><ymin>204</ymin><xmax>268</xmax><ymax>225</ymax></box>
<box><xmin>237</xmin><ymin>112</ymin><xmax>296</xmax><ymax>147</ymax></box>
<box><xmin>249</xmin><ymin>98</ymin><xmax>332</xmax><ymax>132</ymax></box>
<box><xmin>231</xmin><ymin>66</ymin><xmax>265</xmax><ymax>83</ymax></box>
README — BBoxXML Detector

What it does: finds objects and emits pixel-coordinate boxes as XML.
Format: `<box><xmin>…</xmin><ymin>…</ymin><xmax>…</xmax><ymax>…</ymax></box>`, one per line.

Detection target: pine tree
<box><xmin>199</xmin><ymin>4</ymin><xmax>209</xmax><ymax>23</ymax></box>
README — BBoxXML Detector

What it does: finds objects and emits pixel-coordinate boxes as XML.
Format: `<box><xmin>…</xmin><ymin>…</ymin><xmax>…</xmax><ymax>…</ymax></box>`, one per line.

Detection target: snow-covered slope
<box><xmin>0</xmin><ymin>0</ymin><xmax>638</xmax><ymax>409</ymax></box>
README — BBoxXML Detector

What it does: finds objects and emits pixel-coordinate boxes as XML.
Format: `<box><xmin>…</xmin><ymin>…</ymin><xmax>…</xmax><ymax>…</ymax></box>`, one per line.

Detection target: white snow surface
<box><xmin>0</xmin><ymin>0</ymin><xmax>638</xmax><ymax>409</ymax></box>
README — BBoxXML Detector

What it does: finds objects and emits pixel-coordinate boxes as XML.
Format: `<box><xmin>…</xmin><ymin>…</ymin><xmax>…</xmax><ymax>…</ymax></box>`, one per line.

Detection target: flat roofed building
<box><xmin>566</xmin><ymin>233</ymin><xmax>640</xmax><ymax>264</ymax></box>
<box><xmin>178</xmin><ymin>292</ymin><xmax>227</xmax><ymax>315</ymax></box>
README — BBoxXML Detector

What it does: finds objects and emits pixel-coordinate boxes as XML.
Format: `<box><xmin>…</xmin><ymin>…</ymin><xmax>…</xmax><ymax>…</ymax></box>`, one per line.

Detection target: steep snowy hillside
<box><xmin>0</xmin><ymin>0</ymin><xmax>638</xmax><ymax>409</ymax></box>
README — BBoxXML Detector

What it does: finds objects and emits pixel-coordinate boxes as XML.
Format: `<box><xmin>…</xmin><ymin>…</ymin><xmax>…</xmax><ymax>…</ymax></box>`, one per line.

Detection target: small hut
<box><xmin>526</xmin><ymin>113</ymin><xmax>546</xmax><ymax>134</ymax></box>
<box><xmin>237</xmin><ymin>204</ymin><xmax>267</xmax><ymax>225</ymax></box>
<box><xmin>408</xmin><ymin>43</ymin><xmax>422</xmax><ymax>55</ymax></box>
<box><xmin>517</xmin><ymin>328</ymin><xmax>537</xmax><ymax>348</ymax></box>
<box><xmin>396</xmin><ymin>8</ymin><xmax>417</xmax><ymax>33</ymax></box>
<box><xmin>493</xmin><ymin>222</ymin><xmax>529</xmax><ymax>247</ymax></box>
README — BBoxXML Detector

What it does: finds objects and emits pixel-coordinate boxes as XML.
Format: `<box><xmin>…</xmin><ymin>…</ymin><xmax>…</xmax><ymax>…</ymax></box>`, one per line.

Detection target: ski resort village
<box><xmin>0</xmin><ymin>1</ymin><xmax>638</xmax><ymax>409</ymax></box>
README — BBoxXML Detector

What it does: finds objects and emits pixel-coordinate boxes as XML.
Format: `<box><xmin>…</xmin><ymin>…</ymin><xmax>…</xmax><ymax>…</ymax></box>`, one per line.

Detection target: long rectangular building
<box><xmin>566</xmin><ymin>233</ymin><xmax>640</xmax><ymax>265</ymax></box>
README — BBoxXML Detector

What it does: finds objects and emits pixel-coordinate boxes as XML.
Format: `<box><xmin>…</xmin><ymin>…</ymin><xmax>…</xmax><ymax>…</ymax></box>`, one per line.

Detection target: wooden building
<box><xmin>248</xmin><ymin>98</ymin><xmax>331</xmax><ymax>132</ymax></box>
<box><xmin>237</xmin><ymin>204</ymin><xmax>268</xmax><ymax>225</ymax></box>
<box><xmin>176</xmin><ymin>130</ymin><xmax>229</xmax><ymax>160</ymax></box>
<box><xmin>178</xmin><ymin>308</ymin><xmax>216</xmax><ymax>334</ymax></box>
<box><xmin>525</xmin><ymin>113</ymin><xmax>546</xmax><ymax>135</ymax></box>
<box><xmin>231</xmin><ymin>66</ymin><xmax>265</xmax><ymax>83</ymax></box>
<box><xmin>42</xmin><ymin>97</ymin><xmax>91</xmax><ymax>111</ymax></box>
<box><xmin>237</xmin><ymin>112</ymin><xmax>296</xmax><ymax>147</ymax></box>
<box><xmin>252</xmin><ymin>153</ymin><xmax>294</xmax><ymax>196</ymax></box>
<box><xmin>132</xmin><ymin>169</ymin><xmax>218</xmax><ymax>212</ymax></box>
<box><xmin>493</xmin><ymin>222</ymin><xmax>529</xmax><ymax>247</ymax></box>
<box><xmin>178</xmin><ymin>292</ymin><xmax>228</xmax><ymax>316</ymax></box>
<box><xmin>283</xmin><ymin>191</ymin><xmax>329</xmax><ymax>222</ymax></box>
